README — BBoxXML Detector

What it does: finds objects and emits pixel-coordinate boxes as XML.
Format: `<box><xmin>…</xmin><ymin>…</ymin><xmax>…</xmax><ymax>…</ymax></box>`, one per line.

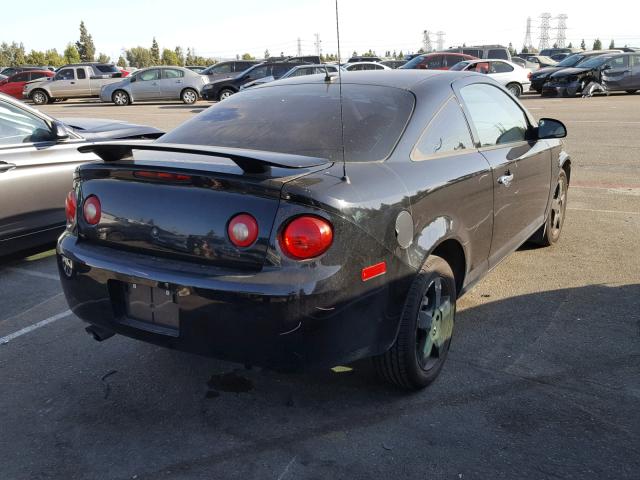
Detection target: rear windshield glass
<box><xmin>159</xmin><ymin>83</ymin><xmax>415</xmax><ymax>162</ymax></box>
<box><xmin>96</xmin><ymin>65</ymin><xmax>119</xmax><ymax>73</ymax></box>
<box><xmin>400</xmin><ymin>55</ymin><xmax>427</xmax><ymax>69</ymax></box>
<box><xmin>558</xmin><ymin>54</ymin><xmax>583</xmax><ymax>67</ymax></box>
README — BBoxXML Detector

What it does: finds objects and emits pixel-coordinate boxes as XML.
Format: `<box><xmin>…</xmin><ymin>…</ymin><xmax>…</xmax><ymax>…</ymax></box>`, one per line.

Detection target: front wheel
<box><xmin>181</xmin><ymin>88</ymin><xmax>198</xmax><ymax>104</ymax></box>
<box><xmin>31</xmin><ymin>90</ymin><xmax>49</xmax><ymax>105</ymax></box>
<box><xmin>528</xmin><ymin>170</ymin><xmax>568</xmax><ymax>247</ymax></box>
<box><xmin>112</xmin><ymin>90</ymin><xmax>130</xmax><ymax>106</ymax></box>
<box><xmin>506</xmin><ymin>83</ymin><xmax>522</xmax><ymax>97</ymax></box>
<box><xmin>374</xmin><ymin>255</ymin><xmax>456</xmax><ymax>390</ymax></box>
<box><xmin>218</xmin><ymin>88</ymin><xmax>235</xmax><ymax>101</ymax></box>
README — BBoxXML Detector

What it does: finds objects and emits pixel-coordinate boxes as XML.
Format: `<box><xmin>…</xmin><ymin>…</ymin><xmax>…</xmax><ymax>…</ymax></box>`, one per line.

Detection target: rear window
<box><xmin>488</xmin><ymin>49</ymin><xmax>509</xmax><ymax>60</ymax></box>
<box><xmin>96</xmin><ymin>64</ymin><xmax>119</xmax><ymax>73</ymax></box>
<box><xmin>159</xmin><ymin>83</ymin><xmax>415</xmax><ymax>162</ymax></box>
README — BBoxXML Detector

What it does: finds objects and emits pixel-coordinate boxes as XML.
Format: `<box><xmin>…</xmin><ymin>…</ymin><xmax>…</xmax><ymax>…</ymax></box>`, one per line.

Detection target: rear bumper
<box><xmin>57</xmin><ymin>233</ymin><xmax>409</xmax><ymax>370</ymax></box>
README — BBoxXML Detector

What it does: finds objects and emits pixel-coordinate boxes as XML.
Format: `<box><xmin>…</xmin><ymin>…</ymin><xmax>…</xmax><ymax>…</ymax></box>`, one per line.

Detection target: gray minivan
<box><xmin>200</xmin><ymin>61</ymin><xmax>260</xmax><ymax>83</ymax></box>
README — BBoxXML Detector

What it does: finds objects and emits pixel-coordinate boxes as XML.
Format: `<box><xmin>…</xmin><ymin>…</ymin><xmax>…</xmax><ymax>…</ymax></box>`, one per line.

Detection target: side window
<box><xmin>412</xmin><ymin>98</ymin><xmax>474</xmax><ymax>160</ymax></box>
<box><xmin>56</xmin><ymin>68</ymin><xmax>75</xmax><ymax>80</ymax></box>
<box><xmin>425</xmin><ymin>56</ymin><xmax>443</xmax><ymax>69</ymax></box>
<box><xmin>30</xmin><ymin>72</ymin><xmax>48</xmax><ymax>80</ymax></box>
<box><xmin>608</xmin><ymin>56</ymin><xmax>628</xmax><ymax>68</ymax></box>
<box><xmin>460</xmin><ymin>83</ymin><xmax>529</xmax><ymax>147</ymax></box>
<box><xmin>469</xmin><ymin>62</ymin><xmax>490</xmax><ymax>74</ymax></box>
<box><xmin>76</xmin><ymin>68</ymin><xmax>87</xmax><ymax>79</ymax></box>
<box><xmin>490</xmin><ymin>62</ymin><xmax>514</xmax><ymax>73</ymax></box>
<box><xmin>214</xmin><ymin>63</ymin><xmax>232</xmax><ymax>73</ymax></box>
<box><xmin>633</xmin><ymin>55</ymin><xmax>640</xmax><ymax>68</ymax></box>
<box><xmin>138</xmin><ymin>69</ymin><xmax>160</xmax><ymax>81</ymax></box>
<box><xmin>247</xmin><ymin>65</ymin><xmax>268</xmax><ymax>78</ymax></box>
<box><xmin>12</xmin><ymin>73</ymin><xmax>30</xmax><ymax>82</ymax></box>
<box><xmin>164</xmin><ymin>68</ymin><xmax>184</xmax><ymax>79</ymax></box>
<box><xmin>0</xmin><ymin>100</ymin><xmax>52</xmax><ymax>145</ymax></box>
<box><xmin>446</xmin><ymin>56</ymin><xmax>462</xmax><ymax>67</ymax></box>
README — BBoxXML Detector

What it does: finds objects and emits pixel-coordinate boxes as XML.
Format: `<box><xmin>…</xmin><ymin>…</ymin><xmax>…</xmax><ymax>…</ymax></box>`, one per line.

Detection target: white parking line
<box><xmin>568</xmin><ymin>207</ymin><xmax>640</xmax><ymax>216</ymax></box>
<box><xmin>0</xmin><ymin>310</ymin><xmax>72</xmax><ymax>345</ymax></box>
<box><xmin>7</xmin><ymin>267</ymin><xmax>59</xmax><ymax>281</ymax></box>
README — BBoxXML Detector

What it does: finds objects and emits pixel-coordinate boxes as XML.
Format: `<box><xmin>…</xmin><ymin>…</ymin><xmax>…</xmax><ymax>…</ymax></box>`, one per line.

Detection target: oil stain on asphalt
<box><xmin>206</xmin><ymin>371</ymin><xmax>254</xmax><ymax>398</ymax></box>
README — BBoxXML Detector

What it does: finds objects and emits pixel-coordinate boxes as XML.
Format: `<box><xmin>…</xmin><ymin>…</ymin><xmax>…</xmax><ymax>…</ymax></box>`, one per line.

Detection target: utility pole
<box><xmin>422</xmin><ymin>30</ymin><xmax>432</xmax><ymax>52</ymax></box>
<box><xmin>297</xmin><ymin>38</ymin><xmax>302</xmax><ymax>57</ymax></box>
<box><xmin>436</xmin><ymin>31</ymin><xmax>445</xmax><ymax>51</ymax></box>
<box><xmin>523</xmin><ymin>16</ymin><xmax>533</xmax><ymax>51</ymax></box>
<box><xmin>555</xmin><ymin>14</ymin><xmax>568</xmax><ymax>48</ymax></box>
<box><xmin>314</xmin><ymin>33</ymin><xmax>322</xmax><ymax>58</ymax></box>
<box><xmin>538</xmin><ymin>12</ymin><xmax>552</xmax><ymax>51</ymax></box>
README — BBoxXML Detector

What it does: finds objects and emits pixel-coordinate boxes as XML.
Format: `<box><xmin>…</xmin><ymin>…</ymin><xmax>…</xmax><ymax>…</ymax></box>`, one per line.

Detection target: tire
<box><xmin>181</xmin><ymin>88</ymin><xmax>198</xmax><ymax>104</ymax></box>
<box><xmin>218</xmin><ymin>88</ymin><xmax>235</xmax><ymax>101</ymax></box>
<box><xmin>31</xmin><ymin>90</ymin><xmax>49</xmax><ymax>105</ymax></box>
<box><xmin>626</xmin><ymin>90</ymin><xmax>637</xmax><ymax>94</ymax></box>
<box><xmin>112</xmin><ymin>90</ymin><xmax>130</xmax><ymax>106</ymax></box>
<box><xmin>506</xmin><ymin>83</ymin><xmax>522</xmax><ymax>98</ymax></box>
<box><xmin>528</xmin><ymin>170</ymin><xmax>568</xmax><ymax>247</ymax></box>
<box><xmin>374</xmin><ymin>255</ymin><xmax>456</xmax><ymax>390</ymax></box>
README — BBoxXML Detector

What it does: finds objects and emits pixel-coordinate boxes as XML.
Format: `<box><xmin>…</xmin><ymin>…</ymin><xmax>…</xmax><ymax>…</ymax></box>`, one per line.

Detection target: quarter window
<box><xmin>76</xmin><ymin>68</ymin><xmax>87</xmax><ymax>79</ymax></box>
<box><xmin>490</xmin><ymin>62</ymin><xmax>514</xmax><ymax>73</ymax></box>
<box><xmin>412</xmin><ymin>98</ymin><xmax>474</xmax><ymax>160</ymax></box>
<box><xmin>460</xmin><ymin>83</ymin><xmax>529</xmax><ymax>147</ymax></box>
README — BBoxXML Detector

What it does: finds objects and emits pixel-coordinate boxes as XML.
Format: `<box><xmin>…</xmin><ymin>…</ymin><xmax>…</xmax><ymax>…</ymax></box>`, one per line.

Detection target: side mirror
<box><xmin>601</xmin><ymin>64</ymin><xmax>611</xmax><ymax>71</ymax></box>
<box><xmin>51</xmin><ymin>121</ymin><xmax>70</xmax><ymax>141</ymax></box>
<box><xmin>129</xmin><ymin>76</ymin><xmax>136</xmax><ymax>83</ymax></box>
<box><xmin>537</xmin><ymin>118</ymin><xmax>567</xmax><ymax>139</ymax></box>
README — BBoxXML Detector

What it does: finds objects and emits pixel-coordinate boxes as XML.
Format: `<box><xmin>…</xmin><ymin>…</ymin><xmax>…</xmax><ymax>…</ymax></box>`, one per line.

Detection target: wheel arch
<box><xmin>430</xmin><ymin>239</ymin><xmax>466</xmax><ymax>297</ymax></box>
<box><xmin>180</xmin><ymin>86</ymin><xmax>198</xmax><ymax>99</ymax></box>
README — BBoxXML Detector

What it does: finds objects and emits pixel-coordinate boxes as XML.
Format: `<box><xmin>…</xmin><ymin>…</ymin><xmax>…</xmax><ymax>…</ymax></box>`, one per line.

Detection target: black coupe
<box><xmin>57</xmin><ymin>71</ymin><xmax>571</xmax><ymax>390</ymax></box>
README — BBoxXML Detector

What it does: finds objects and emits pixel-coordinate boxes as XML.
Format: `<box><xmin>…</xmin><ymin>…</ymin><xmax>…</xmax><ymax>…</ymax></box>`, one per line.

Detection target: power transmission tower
<box><xmin>422</xmin><ymin>30</ymin><xmax>432</xmax><ymax>52</ymax></box>
<box><xmin>523</xmin><ymin>17</ymin><xmax>533</xmax><ymax>51</ymax></box>
<box><xmin>297</xmin><ymin>38</ymin><xmax>302</xmax><ymax>56</ymax></box>
<box><xmin>314</xmin><ymin>33</ymin><xmax>322</xmax><ymax>58</ymax></box>
<box><xmin>555</xmin><ymin>14</ymin><xmax>568</xmax><ymax>48</ymax></box>
<box><xmin>538</xmin><ymin>12</ymin><xmax>552</xmax><ymax>51</ymax></box>
<box><xmin>436</xmin><ymin>31</ymin><xmax>445</xmax><ymax>51</ymax></box>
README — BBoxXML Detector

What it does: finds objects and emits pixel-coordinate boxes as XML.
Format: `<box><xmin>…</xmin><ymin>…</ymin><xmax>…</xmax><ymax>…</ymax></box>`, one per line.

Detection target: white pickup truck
<box><xmin>24</xmin><ymin>63</ymin><xmax>126</xmax><ymax>105</ymax></box>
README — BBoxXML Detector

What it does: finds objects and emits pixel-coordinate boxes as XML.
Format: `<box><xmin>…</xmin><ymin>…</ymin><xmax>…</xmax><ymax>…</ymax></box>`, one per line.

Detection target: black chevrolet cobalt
<box><xmin>57</xmin><ymin>71</ymin><xmax>571</xmax><ymax>390</ymax></box>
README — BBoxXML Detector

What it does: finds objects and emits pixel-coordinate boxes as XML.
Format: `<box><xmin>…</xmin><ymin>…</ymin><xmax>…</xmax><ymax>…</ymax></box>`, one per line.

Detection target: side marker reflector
<box><xmin>361</xmin><ymin>261</ymin><xmax>386</xmax><ymax>282</ymax></box>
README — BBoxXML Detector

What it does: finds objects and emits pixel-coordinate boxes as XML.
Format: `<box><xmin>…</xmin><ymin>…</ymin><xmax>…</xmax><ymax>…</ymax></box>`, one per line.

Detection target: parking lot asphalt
<box><xmin>1</xmin><ymin>94</ymin><xmax>639</xmax><ymax>479</ymax></box>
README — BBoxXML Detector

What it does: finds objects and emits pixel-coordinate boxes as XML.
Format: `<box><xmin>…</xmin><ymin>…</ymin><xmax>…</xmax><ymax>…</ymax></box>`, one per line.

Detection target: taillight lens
<box><xmin>65</xmin><ymin>190</ymin><xmax>76</xmax><ymax>224</ymax></box>
<box><xmin>528</xmin><ymin>71</ymin><xmax>532</xmax><ymax>80</ymax></box>
<box><xmin>280</xmin><ymin>216</ymin><xmax>333</xmax><ymax>259</ymax></box>
<box><xmin>83</xmin><ymin>195</ymin><xmax>101</xmax><ymax>225</ymax></box>
<box><xmin>228</xmin><ymin>213</ymin><xmax>259</xmax><ymax>247</ymax></box>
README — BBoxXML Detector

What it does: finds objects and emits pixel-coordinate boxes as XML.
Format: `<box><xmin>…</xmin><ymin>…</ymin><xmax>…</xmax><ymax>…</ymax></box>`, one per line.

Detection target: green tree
<box><xmin>397</xmin><ymin>50</ymin><xmax>404</xmax><ymax>59</ymax></box>
<box><xmin>186</xmin><ymin>48</ymin><xmax>195</xmax><ymax>65</ymax></box>
<box><xmin>593</xmin><ymin>38</ymin><xmax>602</xmax><ymax>50</ymax></box>
<box><xmin>580</xmin><ymin>39</ymin><xmax>586</xmax><ymax>49</ymax></box>
<box><xmin>553</xmin><ymin>42</ymin><xmax>558</xmax><ymax>48</ymax></box>
<box><xmin>264</xmin><ymin>49</ymin><xmax>270</xmax><ymax>59</ymax></box>
<box><xmin>508</xmin><ymin>42</ymin><xmax>516</xmax><ymax>56</ymax></box>
<box><xmin>522</xmin><ymin>46</ymin><xmax>529</xmax><ymax>54</ymax></box>
<box><xmin>117</xmin><ymin>56</ymin><xmax>127</xmax><ymax>68</ymax></box>
<box><xmin>174</xmin><ymin>46</ymin><xmax>185</xmax><ymax>65</ymax></box>
<box><xmin>75</xmin><ymin>21</ymin><xmax>95</xmax><ymax>62</ymax></box>
<box><xmin>241</xmin><ymin>53</ymin><xmax>254</xmax><ymax>60</ymax></box>
<box><xmin>97</xmin><ymin>53</ymin><xmax>110</xmax><ymax>63</ymax></box>
<box><xmin>568</xmin><ymin>42</ymin><xmax>573</xmax><ymax>48</ymax></box>
<box><xmin>45</xmin><ymin>49</ymin><xmax>65</xmax><ymax>67</ymax></box>
<box><xmin>161</xmin><ymin>48</ymin><xmax>179</xmax><ymax>65</ymax></box>
<box><xmin>25</xmin><ymin>50</ymin><xmax>46</xmax><ymax>65</ymax></box>
<box><xmin>126</xmin><ymin>46</ymin><xmax>153</xmax><ymax>68</ymax></box>
<box><xmin>609</xmin><ymin>39</ymin><xmax>615</xmax><ymax>49</ymax></box>
<box><xmin>64</xmin><ymin>43</ymin><xmax>81</xmax><ymax>64</ymax></box>
<box><xmin>352</xmin><ymin>50</ymin><xmax>358</xmax><ymax>57</ymax></box>
<box><xmin>1</xmin><ymin>42</ymin><xmax>27</xmax><ymax>66</ymax></box>
<box><xmin>150</xmin><ymin>37</ymin><xmax>160</xmax><ymax>64</ymax></box>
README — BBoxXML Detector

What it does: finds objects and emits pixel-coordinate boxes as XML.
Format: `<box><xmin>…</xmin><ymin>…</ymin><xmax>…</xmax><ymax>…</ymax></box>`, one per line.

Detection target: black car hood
<box><xmin>532</xmin><ymin>66</ymin><xmax>564</xmax><ymax>78</ymax></box>
<box><xmin>550</xmin><ymin>67</ymin><xmax>591</xmax><ymax>79</ymax></box>
<box><xmin>59</xmin><ymin>117</ymin><xmax>164</xmax><ymax>141</ymax></box>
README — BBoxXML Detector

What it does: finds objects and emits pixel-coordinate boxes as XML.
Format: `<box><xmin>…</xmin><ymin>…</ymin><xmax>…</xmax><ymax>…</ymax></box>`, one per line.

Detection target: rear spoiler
<box><xmin>78</xmin><ymin>141</ymin><xmax>330</xmax><ymax>174</ymax></box>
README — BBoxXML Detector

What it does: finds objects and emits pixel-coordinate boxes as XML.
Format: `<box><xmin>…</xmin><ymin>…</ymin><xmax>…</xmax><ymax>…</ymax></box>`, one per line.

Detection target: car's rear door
<box><xmin>73</xmin><ymin>67</ymin><xmax>92</xmax><ymax>96</ymax></box>
<box><xmin>456</xmin><ymin>81</ymin><xmax>552</xmax><ymax>267</ymax></box>
<box><xmin>159</xmin><ymin>68</ymin><xmax>184</xmax><ymax>98</ymax></box>
<box><xmin>0</xmin><ymin>99</ymin><xmax>89</xmax><ymax>247</ymax></box>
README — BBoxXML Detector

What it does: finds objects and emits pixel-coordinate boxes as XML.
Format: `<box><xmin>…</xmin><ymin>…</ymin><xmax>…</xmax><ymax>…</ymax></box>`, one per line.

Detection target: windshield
<box><xmin>159</xmin><ymin>83</ymin><xmax>415</xmax><ymax>162</ymax></box>
<box><xmin>449</xmin><ymin>62</ymin><xmax>469</xmax><ymax>71</ymax></box>
<box><xmin>577</xmin><ymin>56</ymin><xmax>612</xmax><ymax>69</ymax></box>
<box><xmin>557</xmin><ymin>54</ymin><xmax>584</xmax><ymax>67</ymax></box>
<box><xmin>399</xmin><ymin>55</ymin><xmax>426</xmax><ymax>69</ymax></box>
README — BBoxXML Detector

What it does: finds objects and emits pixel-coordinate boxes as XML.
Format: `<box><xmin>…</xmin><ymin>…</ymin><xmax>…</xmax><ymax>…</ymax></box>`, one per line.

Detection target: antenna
<box><xmin>335</xmin><ymin>0</ymin><xmax>348</xmax><ymax>183</ymax></box>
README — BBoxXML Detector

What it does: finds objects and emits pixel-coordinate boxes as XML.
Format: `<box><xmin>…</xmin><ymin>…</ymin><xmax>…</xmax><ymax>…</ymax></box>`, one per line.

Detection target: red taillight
<box><xmin>280</xmin><ymin>216</ymin><xmax>333</xmax><ymax>259</ymax></box>
<box><xmin>65</xmin><ymin>190</ymin><xmax>76</xmax><ymax>224</ymax></box>
<box><xmin>134</xmin><ymin>171</ymin><xmax>192</xmax><ymax>182</ymax></box>
<box><xmin>528</xmin><ymin>71</ymin><xmax>532</xmax><ymax>80</ymax></box>
<box><xmin>83</xmin><ymin>195</ymin><xmax>101</xmax><ymax>225</ymax></box>
<box><xmin>228</xmin><ymin>213</ymin><xmax>259</xmax><ymax>247</ymax></box>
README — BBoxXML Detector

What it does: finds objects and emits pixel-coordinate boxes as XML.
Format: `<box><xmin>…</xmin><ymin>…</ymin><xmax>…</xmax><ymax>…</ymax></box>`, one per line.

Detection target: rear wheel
<box><xmin>506</xmin><ymin>83</ymin><xmax>522</xmax><ymax>97</ymax></box>
<box><xmin>528</xmin><ymin>170</ymin><xmax>568</xmax><ymax>247</ymax></box>
<box><xmin>181</xmin><ymin>88</ymin><xmax>198</xmax><ymax>104</ymax></box>
<box><xmin>374</xmin><ymin>255</ymin><xmax>456</xmax><ymax>390</ymax></box>
<box><xmin>112</xmin><ymin>90</ymin><xmax>130</xmax><ymax>106</ymax></box>
<box><xmin>31</xmin><ymin>90</ymin><xmax>49</xmax><ymax>105</ymax></box>
<box><xmin>218</xmin><ymin>88</ymin><xmax>235</xmax><ymax>101</ymax></box>
<box><xmin>626</xmin><ymin>90</ymin><xmax>637</xmax><ymax>94</ymax></box>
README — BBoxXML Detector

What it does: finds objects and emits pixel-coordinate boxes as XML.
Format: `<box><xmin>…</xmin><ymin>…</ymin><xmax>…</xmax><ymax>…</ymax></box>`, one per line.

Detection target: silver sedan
<box><xmin>100</xmin><ymin>66</ymin><xmax>208</xmax><ymax>106</ymax></box>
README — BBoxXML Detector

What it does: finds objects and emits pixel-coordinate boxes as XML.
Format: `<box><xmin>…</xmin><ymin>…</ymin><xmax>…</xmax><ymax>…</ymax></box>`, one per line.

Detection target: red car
<box><xmin>0</xmin><ymin>70</ymin><xmax>54</xmax><ymax>99</ymax></box>
<box><xmin>400</xmin><ymin>52</ymin><xmax>476</xmax><ymax>70</ymax></box>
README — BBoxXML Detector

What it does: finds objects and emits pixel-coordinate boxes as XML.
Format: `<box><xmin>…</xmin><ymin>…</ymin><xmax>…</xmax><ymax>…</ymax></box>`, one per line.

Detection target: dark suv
<box><xmin>400</xmin><ymin>53</ymin><xmax>475</xmax><ymax>70</ymax></box>
<box><xmin>200</xmin><ymin>61</ymin><xmax>260</xmax><ymax>83</ymax></box>
<box><xmin>201</xmin><ymin>61</ymin><xmax>311</xmax><ymax>101</ymax></box>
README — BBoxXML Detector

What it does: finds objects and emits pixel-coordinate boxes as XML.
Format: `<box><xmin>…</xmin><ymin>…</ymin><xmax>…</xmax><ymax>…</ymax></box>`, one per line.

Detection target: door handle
<box><xmin>498</xmin><ymin>171</ymin><xmax>514</xmax><ymax>187</ymax></box>
<box><xmin>70</xmin><ymin>81</ymin><xmax>75</xmax><ymax>84</ymax></box>
<box><xmin>0</xmin><ymin>162</ymin><xmax>16</xmax><ymax>173</ymax></box>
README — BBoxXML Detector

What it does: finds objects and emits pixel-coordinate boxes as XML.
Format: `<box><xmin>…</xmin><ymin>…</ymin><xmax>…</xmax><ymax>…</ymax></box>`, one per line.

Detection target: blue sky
<box><xmin>2</xmin><ymin>0</ymin><xmax>639</xmax><ymax>62</ymax></box>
